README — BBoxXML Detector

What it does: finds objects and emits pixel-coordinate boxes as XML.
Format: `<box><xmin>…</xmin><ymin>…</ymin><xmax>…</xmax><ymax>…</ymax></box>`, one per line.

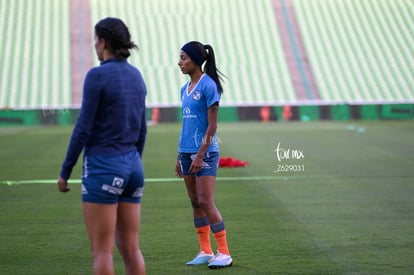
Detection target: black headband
<box><xmin>181</xmin><ymin>42</ymin><xmax>206</xmax><ymax>66</ymax></box>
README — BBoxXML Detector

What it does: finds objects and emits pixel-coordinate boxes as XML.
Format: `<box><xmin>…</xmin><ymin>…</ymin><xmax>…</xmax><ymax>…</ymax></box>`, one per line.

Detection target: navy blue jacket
<box><xmin>60</xmin><ymin>58</ymin><xmax>147</xmax><ymax>180</ymax></box>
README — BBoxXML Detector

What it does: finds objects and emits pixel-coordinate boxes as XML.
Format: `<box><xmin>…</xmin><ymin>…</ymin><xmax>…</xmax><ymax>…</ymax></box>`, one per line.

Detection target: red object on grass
<box><xmin>219</xmin><ymin>157</ymin><xmax>249</xmax><ymax>168</ymax></box>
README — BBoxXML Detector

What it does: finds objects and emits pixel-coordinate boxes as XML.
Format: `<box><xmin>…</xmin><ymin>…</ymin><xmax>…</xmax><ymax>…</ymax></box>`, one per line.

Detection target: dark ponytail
<box><xmin>203</xmin><ymin>44</ymin><xmax>225</xmax><ymax>95</ymax></box>
<box><xmin>181</xmin><ymin>41</ymin><xmax>226</xmax><ymax>94</ymax></box>
<box><xmin>95</xmin><ymin>17</ymin><xmax>138</xmax><ymax>59</ymax></box>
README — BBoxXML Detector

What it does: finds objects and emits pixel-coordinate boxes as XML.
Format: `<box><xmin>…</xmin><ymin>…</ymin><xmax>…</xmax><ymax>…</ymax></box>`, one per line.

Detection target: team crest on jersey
<box><xmin>193</xmin><ymin>91</ymin><xmax>201</xmax><ymax>101</ymax></box>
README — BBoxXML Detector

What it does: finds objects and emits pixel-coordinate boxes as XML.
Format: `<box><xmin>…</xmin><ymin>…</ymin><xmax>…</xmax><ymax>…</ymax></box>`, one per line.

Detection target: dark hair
<box><xmin>95</xmin><ymin>17</ymin><xmax>138</xmax><ymax>59</ymax></box>
<box><xmin>181</xmin><ymin>41</ymin><xmax>226</xmax><ymax>94</ymax></box>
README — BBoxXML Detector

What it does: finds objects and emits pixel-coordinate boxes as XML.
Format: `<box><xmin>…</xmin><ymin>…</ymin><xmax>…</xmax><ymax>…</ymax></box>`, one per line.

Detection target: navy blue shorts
<box><xmin>179</xmin><ymin>152</ymin><xmax>219</xmax><ymax>177</ymax></box>
<box><xmin>82</xmin><ymin>150</ymin><xmax>144</xmax><ymax>204</ymax></box>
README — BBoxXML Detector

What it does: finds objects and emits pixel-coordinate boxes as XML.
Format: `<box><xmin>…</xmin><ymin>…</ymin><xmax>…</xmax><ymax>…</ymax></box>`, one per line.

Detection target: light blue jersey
<box><xmin>178</xmin><ymin>74</ymin><xmax>221</xmax><ymax>153</ymax></box>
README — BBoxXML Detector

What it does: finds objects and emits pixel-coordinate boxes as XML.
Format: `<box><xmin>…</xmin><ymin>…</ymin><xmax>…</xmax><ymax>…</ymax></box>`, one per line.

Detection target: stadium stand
<box><xmin>0</xmin><ymin>0</ymin><xmax>413</xmax><ymax>123</ymax></box>
<box><xmin>0</xmin><ymin>0</ymin><xmax>71</xmax><ymax>109</ymax></box>
<box><xmin>90</xmin><ymin>0</ymin><xmax>296</xmax><ymax>107</ymax></box>
<box><xmin>293</xmin><ymin>0</ymin><xmax>414</xmax><ymax>104</ymax></box>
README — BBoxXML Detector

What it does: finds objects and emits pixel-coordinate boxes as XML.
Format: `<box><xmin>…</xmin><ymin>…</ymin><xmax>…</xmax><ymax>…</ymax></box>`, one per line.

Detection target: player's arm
<box><xmin>189</xmin><ymin>102</ymin><xmax>219</xmax><ymax>173</ymax></box>
<box><xmin>197</xmin><ymin>102</ymin><xmax>219</xmax><ymax>158</ymax></box>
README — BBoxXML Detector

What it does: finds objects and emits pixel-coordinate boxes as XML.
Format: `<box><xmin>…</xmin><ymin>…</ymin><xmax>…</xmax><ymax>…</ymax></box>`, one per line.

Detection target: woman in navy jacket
<box><xmin>58</xmin><ymin>17</ymin><xmax>147</xmax><ymax>275</ymax></box>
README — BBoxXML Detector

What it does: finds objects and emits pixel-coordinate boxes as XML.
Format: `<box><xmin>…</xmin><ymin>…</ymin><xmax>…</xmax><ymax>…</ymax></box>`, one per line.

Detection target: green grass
<box><xmin>1</xmin><ymin>121</ymin><xmax>414</xmax><ymax>274</ymax></box>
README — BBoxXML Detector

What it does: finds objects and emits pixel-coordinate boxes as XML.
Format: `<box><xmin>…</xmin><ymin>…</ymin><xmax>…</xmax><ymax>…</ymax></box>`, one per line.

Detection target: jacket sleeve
<box><xmin>59</xmin><ymin>69</ymin><xmax>101</xmax><ymax>180</ymax></box>
<box><xmin>136</xmin><ymin>108</ymin><xmax>147</xmax><ymax>157</ymax></box>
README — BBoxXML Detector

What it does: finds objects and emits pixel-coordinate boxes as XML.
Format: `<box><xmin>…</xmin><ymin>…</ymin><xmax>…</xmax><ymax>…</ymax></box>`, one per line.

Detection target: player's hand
<box><xmin>189</xmin><ymin>154</ymin><xmax>203</xmax><ymax>174</ymax></box>
<box><xmin>57</xmin><ymin>176</ymin><xmax>70</xmax><ymax>192</ymax></box>
<box><xmin>175</xmin><ymin>159</ymin><xmax>183</xmax><ymax>178</ymax></box>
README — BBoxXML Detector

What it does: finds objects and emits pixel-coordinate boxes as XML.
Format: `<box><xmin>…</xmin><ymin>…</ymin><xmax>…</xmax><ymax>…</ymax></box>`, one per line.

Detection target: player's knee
<box><xmin>117</xmin><ymin>243</ymin><xmax>137</xmax><ymax>258</ymax></box>
<box><xmin>189</xmin><ymin>197</ymin><xmax>200</xmax><ymax>209</ymax></box>
<box><xmin>198</xmin><ymin>199</ymin><xmax>214</xmax><ymax>212</ymax></box>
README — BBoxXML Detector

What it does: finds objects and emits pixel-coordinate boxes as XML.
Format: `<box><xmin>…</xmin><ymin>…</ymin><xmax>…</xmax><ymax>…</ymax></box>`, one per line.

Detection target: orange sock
<box><xmin>196</xmin><ymin>225</ymin><xmax>213</xmax><ymax>254</ymax></box>
<box><xmin>213</xmin><ymin>230</ymin><xmax>230</xmax><ymax>255</ymax></box>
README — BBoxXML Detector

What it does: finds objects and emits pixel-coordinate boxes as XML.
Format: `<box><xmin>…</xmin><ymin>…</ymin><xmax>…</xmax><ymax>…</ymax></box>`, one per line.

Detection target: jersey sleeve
<box><xmin>205</xmin><ymin>81</ymin><xmax>221</xmax><ymax>107</ymax></box>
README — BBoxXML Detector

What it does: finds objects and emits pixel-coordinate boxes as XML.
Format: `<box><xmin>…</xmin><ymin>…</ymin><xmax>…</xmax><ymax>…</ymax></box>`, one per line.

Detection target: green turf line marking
<box><xmin>3</xmin><ymin>175</ymin><xmax>410</xmax><ymax>186</ymax></box>
<box><xmin>0</xmin><ymin>176</ymin><xmax>283</xmax><ymax>185</ymax></box>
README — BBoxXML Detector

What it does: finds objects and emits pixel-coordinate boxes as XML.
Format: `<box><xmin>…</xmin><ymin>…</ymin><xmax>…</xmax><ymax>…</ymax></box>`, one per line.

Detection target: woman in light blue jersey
<box><xmin>175</xmin><ymin>41</ymin><xmax>233</xmax><ymax>269</ymax></box>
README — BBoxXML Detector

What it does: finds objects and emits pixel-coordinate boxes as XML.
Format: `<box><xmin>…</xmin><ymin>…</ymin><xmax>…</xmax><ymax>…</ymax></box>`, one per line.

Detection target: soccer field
<box><xmin>1</xmin><ymin>121</ymin><xmax>413</xmax><ymax>274</ymax></box>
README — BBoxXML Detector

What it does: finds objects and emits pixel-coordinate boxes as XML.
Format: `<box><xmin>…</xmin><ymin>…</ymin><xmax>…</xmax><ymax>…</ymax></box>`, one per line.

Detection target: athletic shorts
<box><xmin>179</xmin><ymin>152</ymin><xmax>219</xmax><ymax>177</ymax></box>
<box><xmin>82</xmin><ymin>150</ymin><xmax>144</xmax><ymax>204</ymax></box>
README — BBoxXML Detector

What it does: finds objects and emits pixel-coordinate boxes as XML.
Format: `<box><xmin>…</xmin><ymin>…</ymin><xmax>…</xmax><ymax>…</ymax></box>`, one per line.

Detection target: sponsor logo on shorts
<box><xmin>82</xmin><ymin>158</ymin><xmax>89</xmax><ymax>179</ymax></box>
<box><xmin>112</xmin><ymin>177</ymin><xmax>124</xmax><ymax>187</ymax></box>
<box><xmin>81</xmin><ymin>184</ymin><xmax>88</xmax><ymax>195</ymax></box>
<box><xmin>101</xmin><ymin>177</ymin><xmax>125</xmax><ymax>195</ymax></box>
<box><xmin>190</xmin><ymin>154</ymin><xmax>211</xmax><ymax>169</ymax></box>
<box><xmin>102</xmin><ymin>184</ymin><xmax>123</xmax><ymax>195</ymax></box>
<box><xmin>132</xmin><ymin>187</ymin><xmax>144</xmax><ymax>198</ymax></box>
